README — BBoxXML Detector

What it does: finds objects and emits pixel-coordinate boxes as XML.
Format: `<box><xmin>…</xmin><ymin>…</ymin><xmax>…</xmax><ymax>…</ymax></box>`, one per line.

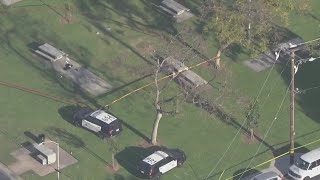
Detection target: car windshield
<box><xmin>295</xmin><ymin>158</ymin><xmax>310</xmax><ymax>170</ymax></box>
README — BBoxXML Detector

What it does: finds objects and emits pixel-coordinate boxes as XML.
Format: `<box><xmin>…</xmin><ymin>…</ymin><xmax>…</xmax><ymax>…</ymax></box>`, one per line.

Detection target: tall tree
<box><xmin>203</xmin><ymin>0</ymin><xmax>311</xmax><ymax>69</ymax></box>
<box><xmin>150</xmin><ymin>28</ymin><xmax>207</xmax><ymax>145</ymax></box>
<box><xmin>246</xmin><ymin>101</ymin><xmax>260</xmax><ymax>140</ymax></box>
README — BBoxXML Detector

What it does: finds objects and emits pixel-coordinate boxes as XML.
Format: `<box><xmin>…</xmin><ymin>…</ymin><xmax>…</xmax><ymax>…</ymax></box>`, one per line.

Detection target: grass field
<box><xmin>0</xmin><ymin>0</ymin><xmax>320</xmax><ymax>180</ymax></box>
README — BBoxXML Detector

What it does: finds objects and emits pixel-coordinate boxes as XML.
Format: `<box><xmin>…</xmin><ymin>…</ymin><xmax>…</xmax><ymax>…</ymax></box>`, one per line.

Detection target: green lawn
<box><xmin>0</xmin><ymin>0</ymin><xmax>320</xmax><ymax>180</ymax></box>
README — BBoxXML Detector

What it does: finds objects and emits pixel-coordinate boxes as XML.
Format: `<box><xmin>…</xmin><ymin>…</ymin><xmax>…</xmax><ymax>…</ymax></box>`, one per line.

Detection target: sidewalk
<box><xmin>0</xmin><ymin>162</ymin><xmax>23</xmax><ymax>180</ymax></box>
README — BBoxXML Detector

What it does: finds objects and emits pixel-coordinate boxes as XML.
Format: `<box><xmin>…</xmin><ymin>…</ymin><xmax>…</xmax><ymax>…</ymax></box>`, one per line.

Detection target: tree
<box><xmin>246</xmin><ymin>101</ymin><xmax>260</xmax><ymax>140</ymax></box>
<box><xmin>150</xmin><ymin>28</ymin><xmax>207</xmax><ymax>145</ymax></box>
<box><xmin>203</xmin><ymin>0</ymin><xmax>311</xmax><ymax>69</ymax></box>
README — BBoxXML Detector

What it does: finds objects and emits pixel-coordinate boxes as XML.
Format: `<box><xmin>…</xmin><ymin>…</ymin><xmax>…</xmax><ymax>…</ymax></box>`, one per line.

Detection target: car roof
<box><xmin>142</xmin><ymin>151</ymin><xmax>169</xmax><ymax>165</ymax></box>
<box><xmin>90</xmin><ymin>110</ymin><xmax>117</xmax><ymax>124</ymax></box>
<box><xmin>300</xmin><ymin>148</ymin><xmax>320</xmax><ymax>163</ymax></box>
<box><xmin>252</xmin><ymin>171</ymin><xmax>279</xmax><ymax>180</ymax></box>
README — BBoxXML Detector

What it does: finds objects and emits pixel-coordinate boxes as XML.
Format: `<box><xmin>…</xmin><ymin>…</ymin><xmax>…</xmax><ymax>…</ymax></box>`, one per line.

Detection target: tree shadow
<box><xmin>46</xmin><ymin>127</ymin><xmax>110</xmax><ymax>166</ymax></box>
<box><xmin>232</xmin><ymin>168</ymin><xmax>260</xmax><ymax>180</ymax></box>
<box><xmin>57</xmin><ymin>105</ymin><xmax>81</xmax><ymax>125</ymax></box>
<box><xmin>95</xmin><ymin>73</ymin><xmax>153</xmax><ymax>99</ymax></box>
<box><xmin>108</xmin><ymin>174</ymin><xmax>140</xmax><ymax>180</ymax></box>
<box><xmin>24</xmin><ymin>131</ymin><xmax>42</xmax><ymax>144</ymax></box>
<box><xmin>115</xmin><ymin>146</ymin><xmax>162</xmax><ymax>178</ymax></box>
<box><xmin>276</xmin><ymin>45</ymin><xmax>320</xmax><ymax>124</ymax></box>
<box><xmin>120</xmin><ymin>120</ymin><xmax>150</xmax><ymax>143</ymax></box>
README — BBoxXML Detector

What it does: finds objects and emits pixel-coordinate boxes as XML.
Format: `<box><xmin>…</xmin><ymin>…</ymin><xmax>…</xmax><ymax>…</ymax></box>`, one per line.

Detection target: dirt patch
<box><xmin>106</xmin><ymin>163</ymin><xmax>121</xmax><ymax>173</ymax></box>
<box><xmin>241</xmin><ymin>130</ymin><xmax>263</xmax><ymax>145</ymax></box>
<box><xmin>137</xmin><ymin>139</ymin><xmax>165</xmax><ymax>148</ymax></box>
<box><xmin>59</xmin><ymin>15</ymin><xmax>77</xmax><ymax>25</ymax></box>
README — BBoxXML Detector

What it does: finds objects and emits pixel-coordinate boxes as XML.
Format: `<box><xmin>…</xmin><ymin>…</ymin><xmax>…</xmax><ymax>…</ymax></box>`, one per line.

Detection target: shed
<box><xmin>34</xmin><ymin>144</ymin><xmax>57</xmax><ymax>165</ymax></box>
<box><xmin>35</xmin><ymin>43</ymin><xmax>65</xmax><ymax>62</ymax></box>
<box><xmin>163</xmin><ymin>57</ymin><xmax>208</xmax><ymax>88</ymax></box>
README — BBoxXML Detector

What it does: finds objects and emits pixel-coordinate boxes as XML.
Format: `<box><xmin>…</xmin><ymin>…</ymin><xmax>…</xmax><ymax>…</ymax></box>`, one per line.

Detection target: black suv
<box><xmin>73</xmin><ymin>107</ymin><xmax>122</xmax><ymax>138</ymax></box>
<box><xmin>138</xmin><ymin>147</ymin><xmax>186</xmax><ymax>180</ymax></box>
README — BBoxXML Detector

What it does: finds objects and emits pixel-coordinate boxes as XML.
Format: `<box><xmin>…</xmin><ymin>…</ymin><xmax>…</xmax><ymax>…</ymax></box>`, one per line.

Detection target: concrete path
<box><xmin>0</xmin><ymin>0</ymin><xmax>23</xmax><ymax>6</ymax></box>
<box><xmin>244</xmin><ymin>38</ymin><xmax>304</xmax><ymax>72</ymax></box>
<box><xmin>51</xmin><ymin>57</ymin><xmax>113</xmax><ymax>97</ymax></box>
<box><xmin>0</xmin><ymin>162</ymin><xmax>23</xmax><ymax>180</ymax></box>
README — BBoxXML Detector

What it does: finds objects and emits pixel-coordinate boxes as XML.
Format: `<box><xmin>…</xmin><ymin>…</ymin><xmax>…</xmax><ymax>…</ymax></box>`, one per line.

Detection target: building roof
<box><xmin>90</xmin><ymin>110</ymin><xmax>117</xmax><ymax>124</ymax></box>
<box><xmin>38</xmin><ymin>43</ymin><xmax>64</xmax><ymax>60</ymax></box>
<box><xmin>300</xmin><ymin>148</ymin><xmax>320</xmax><ymax>163</ymax></box>
<box><xmin>252</xmin><ymin>171</ymin><xmax>279</xmax><ymax>180</ymax></box>
<box><xmin>161</xmin><ymin>0</ymin><xmax>189</xmax><ymax>15</ymax></box>
<box><xmin>163</xmin><ymin>57</ymin><xmax>208</xmax><ymax>87</ymax></box>
<box><xmin>143</xmin><ymin>151</ymin><xmax>169</xmax><ymax>165</ymax></box>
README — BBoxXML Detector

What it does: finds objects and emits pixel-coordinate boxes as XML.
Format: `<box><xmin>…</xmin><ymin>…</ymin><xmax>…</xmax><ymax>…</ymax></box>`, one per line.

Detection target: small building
<box><xmin>163</xmin><ymin>57</ymin><xmax>208</xmax><ymax>88</ymax></box>
<box><xmin>35</xmin><ymin>43</ymin><xmax>65</xmax><ymax>62</ymax></box>
<box><xmin>34</xmin><ymin>144</ymin><xmax>56</xmax><ymax>165</ymax></box>
<box><xmin>160</xmin><ymin>0</ymin><xmax>190</xmax><ymax>17</ymax></box>
<box><xmin>158</xmin><ymin>0</ymin><xmax>194</xmax><ymax>22</ymax></box>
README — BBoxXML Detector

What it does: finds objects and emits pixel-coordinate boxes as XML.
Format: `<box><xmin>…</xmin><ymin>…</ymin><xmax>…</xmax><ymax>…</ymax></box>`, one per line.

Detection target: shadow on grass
<box><xmin>232</xmin><ymin>168</ymin><xmax>260</xmax><ymax>180</ymax></box>
<box><xmin>108</xmin><ymin>174</ymin><xmax>140</xmax><ymax>180</ymax></box>
<box><xmin>58</xmin><ymin>105</ymin><xmax>150</xmax><ymax>143</ymax></box>
<box><xmin>120</xmin><ymin>120</ymin><xmax>151</xmax><ymax>143</ymax></box>
<box><xmin>115</xmin><ymin>146</ymin><xmax>162</xmax><ymax>178</ymax></box>
<box><xmin>24</xmin><ymin>131</ymin><xmax>41</xmax><ymax>144</ymax></box>
<box><xmin>46</xmin><ymin>127</ymin><xmax>110</xmax><ymax>166</ymax></box>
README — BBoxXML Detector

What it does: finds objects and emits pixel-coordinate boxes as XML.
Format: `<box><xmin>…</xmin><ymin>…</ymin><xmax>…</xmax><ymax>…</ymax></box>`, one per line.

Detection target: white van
<box><xmin>288</xmin><ymin>148</ymin><xmax>320</xmax><ymax>180</ymax></box>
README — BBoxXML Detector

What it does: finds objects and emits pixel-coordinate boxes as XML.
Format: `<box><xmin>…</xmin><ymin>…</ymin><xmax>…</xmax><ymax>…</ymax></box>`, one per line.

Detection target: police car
<box><xmin>73</xmin><ymin>107</ymin><xmax>122</xmax><ymax>138</ymax></box>
<box><xmin>138</xmin><ymin>147</ymin><xmax>186</xmax><ymax>180</ymax></box>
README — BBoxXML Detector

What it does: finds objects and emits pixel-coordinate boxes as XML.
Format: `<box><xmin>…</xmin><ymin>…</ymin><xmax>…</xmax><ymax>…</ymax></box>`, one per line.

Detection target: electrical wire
<box><xmin>238</xmin><ymin>80</ymin><xmax>292</xmax><ymax>179</ymax></box>
<box><xmin>203</xmin><ymin>52</ymin><xmax>281</xmax><ymax>180</ymax></box>
<box><xmin>220</xmin><ymin>58</ymin><xmax>292</xmax><ymax>179</ymax></box>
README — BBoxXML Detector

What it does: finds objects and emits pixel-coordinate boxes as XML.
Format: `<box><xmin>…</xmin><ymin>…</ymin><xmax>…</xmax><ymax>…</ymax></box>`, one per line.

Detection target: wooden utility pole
<box><xmin>290</xmin><ymin>51</ymin><xmax>295</xmax><ymax>165</ymax></box>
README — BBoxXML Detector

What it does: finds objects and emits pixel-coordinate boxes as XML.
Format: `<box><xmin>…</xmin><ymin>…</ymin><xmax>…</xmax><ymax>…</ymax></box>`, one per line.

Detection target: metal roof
<box><xmin>143</xmin><ymin>151</ymin><xmax>169</xmax><ymax>165</ymax></box>
<box><xmin>38</xmin><ymin>43</ymin><xmax>64</xmax><ymax>60</ymax></box>
<box><xmin>90</xmin><ymin>110</ymin><xmax>117</xmax><ymax>124</ymax></box>
<box><xmin>161</xmin><ymin>0</ymin><xmax>189</xmax><ymax>15</ymax></box>
<box><xmin>300</xmin><ymin>148</ymin><xmax>320</xmax><ymax>163</ymax></box>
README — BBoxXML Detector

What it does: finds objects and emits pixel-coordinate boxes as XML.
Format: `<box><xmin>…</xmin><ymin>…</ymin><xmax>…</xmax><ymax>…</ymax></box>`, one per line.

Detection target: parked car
<box><xmin>138</xmin><ymin>147</ymin><xmax>186</xmax><ymax>180</ymax></box>
<box><xmin>288</xmin><ymin>148</ymin><xmax>320</xmax><ymax>180</ymax></box>
<box><xmin>250</xmin><ymin>171</ymin><xmax>282</xmax><ymax>180</ymax></box>
<box><xmin>73</xmin><ymin>107</ymin><xmax>122</xmax><ymax>138</ymax></box>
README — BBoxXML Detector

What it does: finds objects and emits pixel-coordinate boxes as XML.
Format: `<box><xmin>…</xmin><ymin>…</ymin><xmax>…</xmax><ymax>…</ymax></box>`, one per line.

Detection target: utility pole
<box><xmin>290</xmin><ymin>51</ymin><xmax>295</xmax><ymax>165</ymax></box>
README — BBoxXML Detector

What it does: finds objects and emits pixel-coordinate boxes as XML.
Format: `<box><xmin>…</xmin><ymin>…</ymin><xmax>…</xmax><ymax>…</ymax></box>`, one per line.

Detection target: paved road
<box><xmin>0</xmin><ymin>162</ymin><xmax>23</xmax><ymax>180</ymax></box>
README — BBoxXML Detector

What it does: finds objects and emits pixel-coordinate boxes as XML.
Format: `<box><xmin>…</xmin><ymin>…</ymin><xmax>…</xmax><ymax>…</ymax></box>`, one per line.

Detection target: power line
<box><xmin>204</xmin><ymin>52</ymin><xmax>281</xmax><ymax>180</ymax></box>
<box><xmin>0</xmin><ymin>80</ymin><xmax>85</xmax><ymax>105</ymax></box>
<box><xmin>225</xmin><ymin>136</ymin><xmax>320</xmax><ymax>180</ymax></box>
<box><xmin>104</xmin><ymin>58</ymin><xmax>213</xmax><ymax>108</ymax></box>
<box><xmin>238</xmin><ymin>80</ymin><xmax>292</xmax><ymax>179</ymax></box>
<box><xmin>222</xmin><ymin>58</ymin><xmax>291</xmax><ymax>178</ymax></box>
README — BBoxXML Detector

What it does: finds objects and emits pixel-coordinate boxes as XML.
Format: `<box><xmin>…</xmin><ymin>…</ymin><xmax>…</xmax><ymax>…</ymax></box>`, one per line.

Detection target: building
<box><xmin>163</xmin><ymin>56</ymin><xmax>208</xmax><ymax>88</ymax></box>
<box><xmin>34</xmin><ymin>43</ymin><xmax>65</xmax><ymax>62</ymax></box>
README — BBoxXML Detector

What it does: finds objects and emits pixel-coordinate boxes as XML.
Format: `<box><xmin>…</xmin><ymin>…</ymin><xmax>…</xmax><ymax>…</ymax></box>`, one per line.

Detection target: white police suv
<box><xmin>138</xmin><ymin>147</ymin><xmax>186</xmax><ymax>180</ymax></box>
<box><xmin>73</xmin><ymin>107</ymin><xmax>122</xmax><ymax>138</ymax></box>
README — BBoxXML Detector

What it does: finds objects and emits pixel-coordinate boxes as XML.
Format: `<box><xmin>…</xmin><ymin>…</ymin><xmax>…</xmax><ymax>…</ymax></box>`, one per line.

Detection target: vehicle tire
<box><xmin>303</xmin><ymin>177</ymin><xmax>310</xmax><ymax>180</ymax></box>
<box><xmin>98</xmin><ymin>133</ymin><xmax>105</xmax><ymax>139</ymax></box>
<box><xmin>74</xmin><ymin>121</ymin><xmax>80</xmax><ymax>127</ymax></box>
<box><xmin>151</xmin><ymin>173</ymin><xmax>161</xmax><ymax>180</ymax></box>
<box><xmin>177</xmin><ymin>160</ymin><xmax>184</xmax><ymax>167</ymax></box>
